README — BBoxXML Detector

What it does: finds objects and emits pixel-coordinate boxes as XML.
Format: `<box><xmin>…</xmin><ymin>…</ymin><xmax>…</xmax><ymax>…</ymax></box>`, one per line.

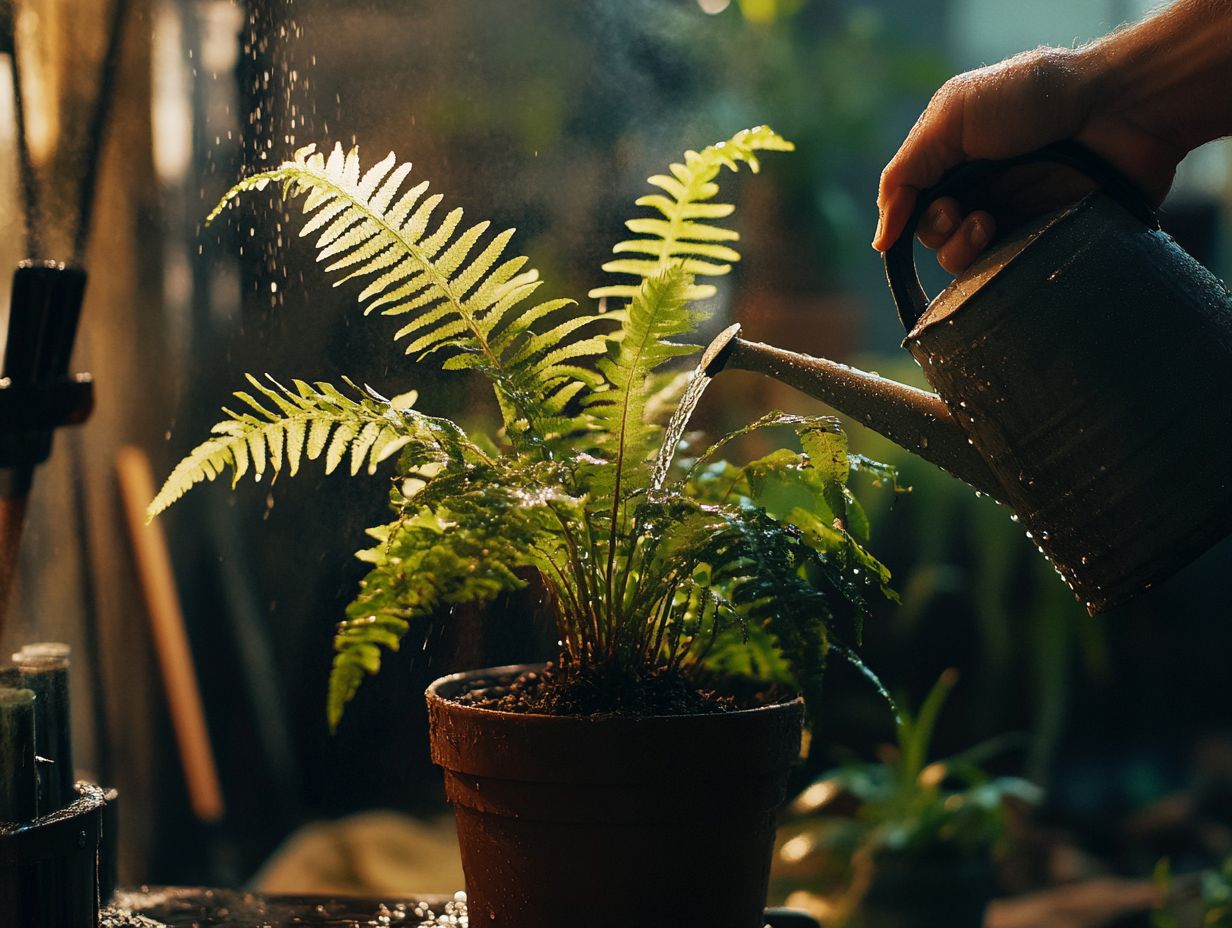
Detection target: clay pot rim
<box><xmin>425</xmin><ymin>662</ymin><xmax>803</xmax><ymax>724</ymax></box>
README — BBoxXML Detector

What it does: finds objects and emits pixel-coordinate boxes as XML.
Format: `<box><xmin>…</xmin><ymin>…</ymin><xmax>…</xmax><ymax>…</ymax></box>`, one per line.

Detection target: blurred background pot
<box><xmin>426</xmin><ymin>664</ymin><xmax>804</xmax><ymax>928</ymax></box>
<box><xmin>859</xmin><ymin>852</ymin><xmax>996</xmax><ymax>928</ymax></box>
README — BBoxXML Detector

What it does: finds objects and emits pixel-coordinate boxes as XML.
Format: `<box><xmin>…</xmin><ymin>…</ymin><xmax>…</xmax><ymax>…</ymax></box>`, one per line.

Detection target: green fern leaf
<box><xmin>587</xmin><ymin>267</ymin><xmax>701</xmax><ymax>504</ymax></box>
<box><xmin>147</xmin><ymin>376</ymin><xmax>481</xmax><ymax>519</ymax></box>
<box><xmin>327</xmin><ymin>464</ymin><xmax>585</xmax><ymax>729</ymax></box>
<box><xmin>207</xmin><ymin>144</ymin><xmax>610</xmax><ymax>442</ymax></box>
<box><xmin>633</xmin><ymin>494</ymin><xmax>836</xmax><ymax>722</ymax></box>
<box><xmin>684</xmin><ymin>416</ymin><xmax>899</xmax><ymax>634</ymax></box>
<box><xmin>589</xmin><ymin>126</ymin><xmax>793</xmax><ymax>302</ymax></box>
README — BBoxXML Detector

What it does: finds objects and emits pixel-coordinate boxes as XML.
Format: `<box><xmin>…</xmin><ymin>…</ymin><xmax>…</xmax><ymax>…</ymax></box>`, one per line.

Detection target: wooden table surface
<box><xmin>113</xmin><ymin>882</ymin><xmax>1160</xmax><ymax>927</ymax></box>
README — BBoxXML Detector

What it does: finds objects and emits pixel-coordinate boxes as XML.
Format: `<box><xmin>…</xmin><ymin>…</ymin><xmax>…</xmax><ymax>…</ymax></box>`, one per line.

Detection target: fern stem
<box><xmin>682</xmin><ymin>593</ymin><xmax>722</xmax><ymax>672</ymax></box>
<box><xmin>576</xmin><ymin>506</ymin><xmax>611</xmax><ymax>658</ymax></box>
<box><xmin>548</xmin><ymin>503</ymin><xmax>604</xmax><ymax>655</ymax></box>
<box><xmin>613</xmin><ymin>517</ymin><xmax>647</xmax><ymax>642</ymax></box>
<box><xmin>604</xmin><ymin>458</ymin><xmax>626</xmax><ymax>648</ymax></box>
<box><xmin>535</xmin><ymin>551</ymin><xmax>584</xmax><ymax>663</ymax></box>
<box><xmin>647</xmin><ymin>577</ymin><xmax>680</xmax><ymax>667</ymax></box>
<box><xmin>601</xmin><ymin>285</ymin><xmax>672</xmax><ymax>649</ymax></box>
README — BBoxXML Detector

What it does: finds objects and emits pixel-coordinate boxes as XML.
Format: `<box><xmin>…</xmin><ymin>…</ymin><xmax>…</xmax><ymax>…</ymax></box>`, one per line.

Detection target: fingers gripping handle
<box><xmin>882</xmin><ymin>140</ymin><xmax>1159</xmax><ymax>332</ymax></box>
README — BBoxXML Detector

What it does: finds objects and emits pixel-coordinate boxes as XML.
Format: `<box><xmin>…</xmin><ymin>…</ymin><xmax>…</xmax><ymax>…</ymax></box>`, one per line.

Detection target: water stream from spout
<box><xmin>650</xmin><ymin>365</ymin><xmax>713</xmax><ymax>490</ymax></box>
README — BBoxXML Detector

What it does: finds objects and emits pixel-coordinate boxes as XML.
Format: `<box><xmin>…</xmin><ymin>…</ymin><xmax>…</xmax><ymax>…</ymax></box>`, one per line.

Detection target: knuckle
<box><xmin>1027</xmin><ymin>48</ymin><xmax>1076</xmax><ymax>89</ymax></box>
<box><xmin>1005</xmin><ymin>46</ymin><xmax>1077</xmax><ymax>93</ymax></box>
<box><xmin>929</xmin><ymin>76</ymin><xmax>965</xmax><ymax>109</ymax></box>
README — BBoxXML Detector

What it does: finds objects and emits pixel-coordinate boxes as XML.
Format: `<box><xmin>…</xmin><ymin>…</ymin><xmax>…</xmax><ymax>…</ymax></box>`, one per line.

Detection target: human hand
<box><xmin>872</xmin><ymin>40</ymin><xmax>1193</xmax><ymax>273</ymax></box>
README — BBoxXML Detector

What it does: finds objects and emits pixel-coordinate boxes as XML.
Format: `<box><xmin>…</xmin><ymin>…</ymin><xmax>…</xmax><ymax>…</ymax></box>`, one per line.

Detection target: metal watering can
<box><xmin>704</xmin><ymin>142</ymin><xmax>1232</xmax><ymax>613</ymax></box>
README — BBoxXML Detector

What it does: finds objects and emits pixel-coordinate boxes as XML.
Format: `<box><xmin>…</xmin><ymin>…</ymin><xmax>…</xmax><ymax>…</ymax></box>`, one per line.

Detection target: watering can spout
<box><xmin>701</xmin><ymin>324</ymin><xmax>1006</xmax><ymax>502</ymax></box>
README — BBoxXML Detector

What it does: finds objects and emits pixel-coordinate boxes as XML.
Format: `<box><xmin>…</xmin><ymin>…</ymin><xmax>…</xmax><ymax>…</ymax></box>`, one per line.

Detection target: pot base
<box><xmin>454</xmin><ymin>804</ymin><xmax>779</xmax><ymax>927</ymax></box>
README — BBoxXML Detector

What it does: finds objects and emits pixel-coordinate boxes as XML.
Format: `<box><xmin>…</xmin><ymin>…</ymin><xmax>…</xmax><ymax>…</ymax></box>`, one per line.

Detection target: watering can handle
<box><xmin>883</xmin><ymin>139</ymin><xmax>1160</xmax><ymax>332</ymax></box>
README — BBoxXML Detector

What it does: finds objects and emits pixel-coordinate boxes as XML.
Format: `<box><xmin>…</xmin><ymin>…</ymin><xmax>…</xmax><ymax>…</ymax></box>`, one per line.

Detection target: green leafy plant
<box><xmin>773</xmin><ymin>670</ymin><xmax>1040</xmax><ymax>922</ymax></box>
<box><xmin>150</xmin><ymin>126</ymin><xmax>897</xmax><ymax>730</ymax></box>
<box><xmin>1154</xmin><ymin>856</ymin><xmax>1232</xmax><ymax>928</ymax></box>
<box><xmin>825</xmin><ymin>669</ymin><xmax>1039</xmax><ymax>856</ymax></box>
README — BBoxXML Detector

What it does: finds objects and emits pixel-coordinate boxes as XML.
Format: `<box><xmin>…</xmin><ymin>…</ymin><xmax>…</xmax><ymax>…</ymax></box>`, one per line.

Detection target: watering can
<box><xmin>703</xmin><ymin>142</ymin><xmax>1232</xmax><ymax>614</ymax></box>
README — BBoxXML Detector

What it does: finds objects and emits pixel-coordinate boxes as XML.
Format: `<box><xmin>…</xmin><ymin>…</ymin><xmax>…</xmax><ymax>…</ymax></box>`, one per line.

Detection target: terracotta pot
<box><xmin>426</xmin><ymin>664</ymin><xmax>804</xmax><ymax>928</ymax></box>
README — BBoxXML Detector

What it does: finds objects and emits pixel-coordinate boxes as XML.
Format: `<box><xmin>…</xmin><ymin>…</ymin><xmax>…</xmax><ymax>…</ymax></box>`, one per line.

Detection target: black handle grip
<box><xmin>763</xmin><ymin>907</ymin><xmax>822</xmax><ymax>928</ymax></box>
<box><xmin>883</xmin><ymin>139</ymin><xmax>1159</xmax><ymax>332</ymax></box>
<box><xmin>1</xmin><ymin>263</ymin><xmax>88</xmax><ymax>383</ymax></box>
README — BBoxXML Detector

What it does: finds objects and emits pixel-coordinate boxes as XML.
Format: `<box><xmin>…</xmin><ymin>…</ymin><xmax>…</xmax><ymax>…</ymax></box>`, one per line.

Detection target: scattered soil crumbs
<box><xmin>99</xmin><ymin>910</ymin><xmax>168</xmax><ymax>928</ymax></box>
<box><xmin>101</xmin><ymin>896</ymin><xmax>468</xmax><ymax>927</ymax></box>
<box><xmin>455</xmin><ymin>663</ymin><xmax>782</xmax><ymax>717</ymax></box>
<box><xmin>411</xmin><ymin>890</ymin><xmax>468</xmax><ymax>926</ymax></box>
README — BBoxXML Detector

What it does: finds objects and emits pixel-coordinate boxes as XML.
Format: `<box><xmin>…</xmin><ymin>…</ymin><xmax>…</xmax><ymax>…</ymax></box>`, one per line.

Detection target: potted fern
<box><xmin>151</xmin><ymin>127</ymin><xmax>897</xmax><ymax>928</ymax></box>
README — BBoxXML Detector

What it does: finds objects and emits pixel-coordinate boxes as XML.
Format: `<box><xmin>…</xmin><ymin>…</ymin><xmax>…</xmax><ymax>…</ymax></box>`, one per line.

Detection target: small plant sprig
<box><xmin>821</xmin><ymin>670</ymin><xmax>1040</xmax><ymax>857</ymax></box>
<box><xmin>151</xmin><ymin>127</ymin><xmax>898</xmax><ymax>729</ymax></box>
<box><xmin>777</xmin><ymin>671</ymin><xmax>1040</xmax><ymax>924</ymax></box>
<box><xmin>1154</xmin><ymin>856</ymin><xmax>1232</xmax><ymax>928</ymax></box>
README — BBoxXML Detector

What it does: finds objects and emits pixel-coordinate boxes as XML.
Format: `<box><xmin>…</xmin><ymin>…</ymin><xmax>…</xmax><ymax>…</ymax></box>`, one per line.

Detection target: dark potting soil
<box><xmin>454</xmin><ymin>663</ymin><xmax>783</xmax><ymax>717</ymax></box>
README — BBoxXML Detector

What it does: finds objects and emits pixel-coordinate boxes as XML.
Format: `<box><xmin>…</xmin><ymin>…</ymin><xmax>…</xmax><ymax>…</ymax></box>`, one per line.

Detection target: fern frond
<box><xmin>327</xmin><ymin>507</ymin><xmax>522</xmax><ymax>731</ymax></box>
<box><xmin>208</xmin><ymin>144</ymin><xmax>610</xmax><ymax>442</ymax></box>
<box><xmin>589</xmin><ymin>126</ymin><xmax>793</xmax><ymax>302</ymax></box>
<box><xmin>684</xmin><ymin>416</ymin><xmax>899</xmax><ymax>628</ymax></box>
<box><xmin>634</xmin><ymin>495</ymin><xmax>837</xmax><ymax>721</ymax></box>
<box><xmin>586</xmin><ymin>267</ymin><xmax>701</xmax><ymax>505</ymax></box>
<box><xmin>327</xmin><ymin>466</ymin><xmax>585</xmax><ymax>729</ymax></box>
<box><xmin>683</xmin><ymin>411</ymin><xmax>826</xmax><ymax>482</ymax></box>
<box><xmin>147</xmin><ymin>375</ymin><xmax>482</xmax><ymax>519</ymax></box>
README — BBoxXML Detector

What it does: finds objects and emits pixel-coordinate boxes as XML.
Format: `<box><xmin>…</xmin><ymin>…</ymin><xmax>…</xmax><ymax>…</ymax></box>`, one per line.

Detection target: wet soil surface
<box><xmin>453</xmin><ymin>664</ymin><xmax>782</xmax><ymax>717</ymax></box>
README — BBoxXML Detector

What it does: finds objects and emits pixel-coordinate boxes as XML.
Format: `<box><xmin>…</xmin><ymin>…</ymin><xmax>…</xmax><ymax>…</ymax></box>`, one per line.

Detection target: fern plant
<box><xmin>151</xmin><ymin>126</ymin><xmax>897</xmax><ymax>730</ymax></box>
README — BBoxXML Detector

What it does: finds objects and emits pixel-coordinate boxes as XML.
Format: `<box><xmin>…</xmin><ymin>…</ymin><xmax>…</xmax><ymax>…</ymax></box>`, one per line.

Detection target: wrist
<box><xmin>1079</xmin><ymin>1</ymin><xmax>1232</xmax><ymax>153</ymax></box>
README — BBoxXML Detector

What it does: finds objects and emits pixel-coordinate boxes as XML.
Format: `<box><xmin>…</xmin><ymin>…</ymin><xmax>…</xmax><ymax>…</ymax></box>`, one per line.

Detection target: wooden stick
<box><xmin>116</xmin><ymin>445</ymin><xmax>224</xmax><ymax>824</ymax></box>
<box><xmin>0</xmin><ymin>495</ymin><xmax>28</xmax><ymax>644</ymax></box>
